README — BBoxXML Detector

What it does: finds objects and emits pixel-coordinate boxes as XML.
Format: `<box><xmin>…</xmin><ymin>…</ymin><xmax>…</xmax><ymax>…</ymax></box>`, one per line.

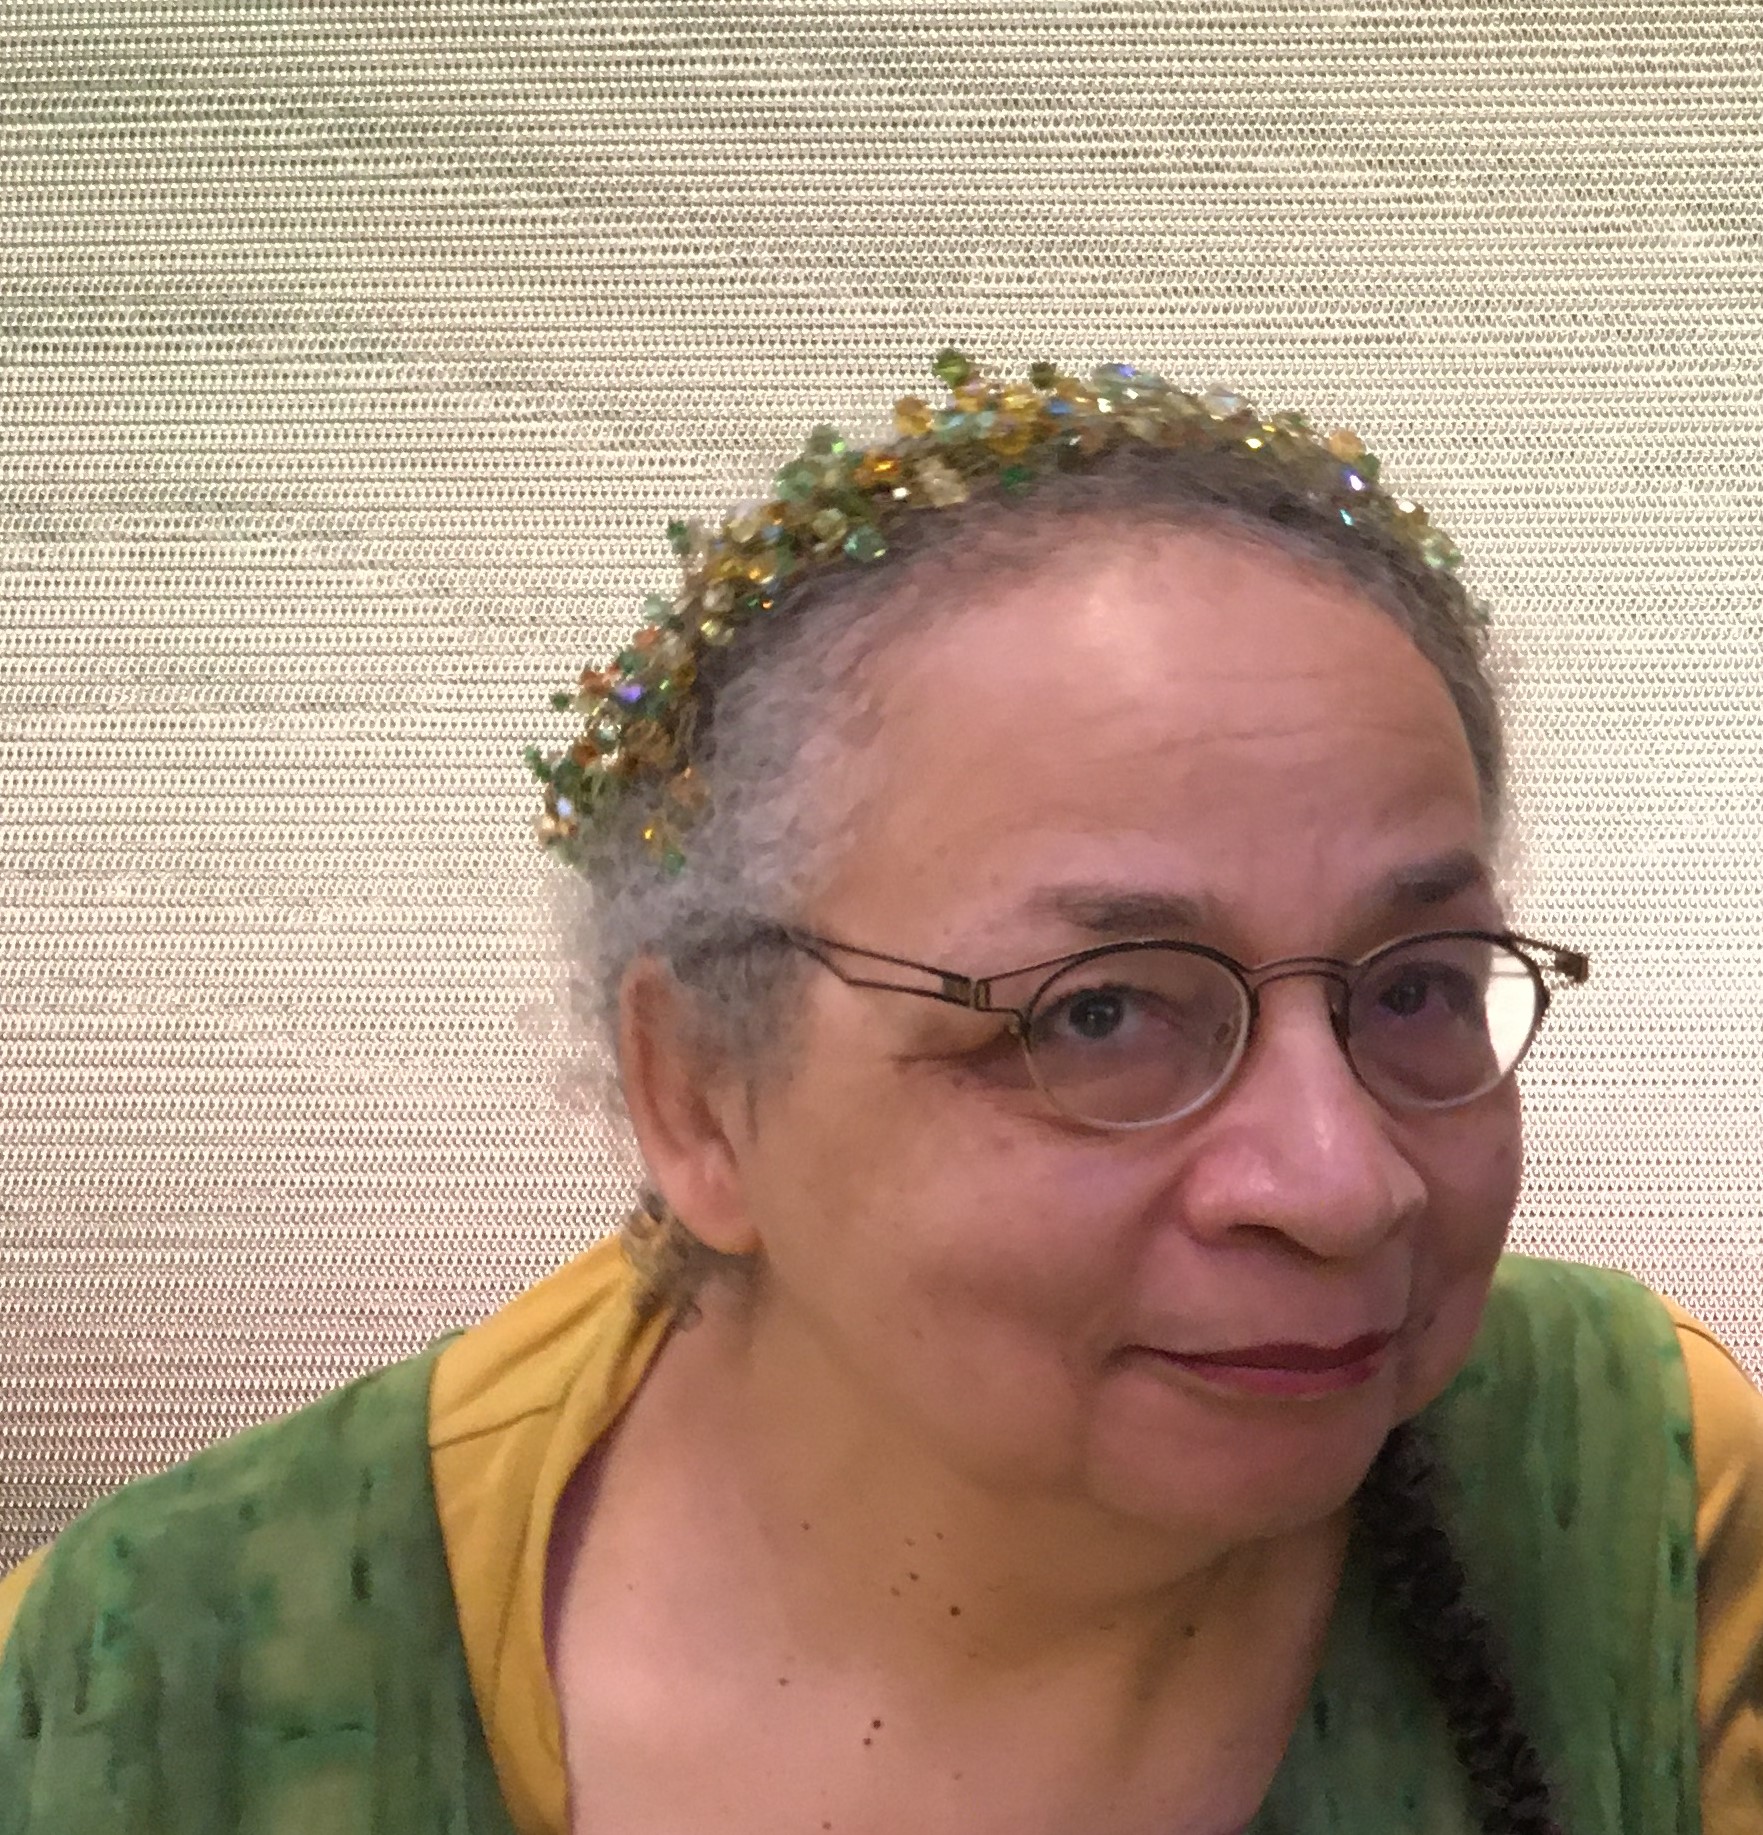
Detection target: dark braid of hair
<box><xmin>1357</xmin><ymin>1423</ymin><xmax>1565</xmax><ymax>1835</ymax></box>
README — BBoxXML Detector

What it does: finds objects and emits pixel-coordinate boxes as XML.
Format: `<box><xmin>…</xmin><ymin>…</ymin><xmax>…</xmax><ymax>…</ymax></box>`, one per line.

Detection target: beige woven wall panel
<box><xmin>2</xmin><ymin>0</ymin><xmax>1760</xmax><ymax>1568</ymax></box>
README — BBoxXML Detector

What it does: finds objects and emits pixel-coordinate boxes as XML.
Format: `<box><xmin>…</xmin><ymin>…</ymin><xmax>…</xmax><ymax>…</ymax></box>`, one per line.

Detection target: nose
<box><xmin>1179</xmin><ymin>977</ymin><xmax>1426</xmax><ymax>1259</ymax></box>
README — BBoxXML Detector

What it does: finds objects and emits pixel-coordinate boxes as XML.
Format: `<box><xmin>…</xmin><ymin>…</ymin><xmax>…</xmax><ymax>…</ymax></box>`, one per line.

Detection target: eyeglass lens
<box><xmin>1022</xmin><ymin>935</ymin><xmax>1543</xmax><ymax>1128</ymax></box>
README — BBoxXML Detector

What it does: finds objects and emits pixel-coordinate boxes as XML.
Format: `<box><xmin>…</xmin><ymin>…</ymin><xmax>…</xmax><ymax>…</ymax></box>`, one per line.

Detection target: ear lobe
<box><xmin>617</xmin><ymin>954</ymin><xmax>761</xmax><ymax>1257</ymax></box>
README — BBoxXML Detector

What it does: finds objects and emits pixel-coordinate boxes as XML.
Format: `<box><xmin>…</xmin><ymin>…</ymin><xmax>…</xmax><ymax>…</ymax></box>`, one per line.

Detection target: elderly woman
<box><xmin>1</xmin><ymin>355</ymin><xmax>1760</xmax><ymax>1834</ymax></box>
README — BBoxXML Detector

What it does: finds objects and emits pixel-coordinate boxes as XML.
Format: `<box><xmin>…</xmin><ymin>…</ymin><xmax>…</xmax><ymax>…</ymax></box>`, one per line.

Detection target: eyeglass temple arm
<box><xmin>1507</xmin><ymin>933</ymin><xmax>1591</xmax><ymax>984</ymax></box>
<box><xmin>780</xmin><ymin>928</ymin><xmax>995</xmax><ymax>1010</ymax></box>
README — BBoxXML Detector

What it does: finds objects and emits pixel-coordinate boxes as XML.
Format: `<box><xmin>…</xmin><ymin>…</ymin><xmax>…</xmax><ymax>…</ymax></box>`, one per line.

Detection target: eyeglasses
<box><xmin>774</xmin><ymin>927</ymin><xmax>1590</xmax><ymax>1132</ymax></box>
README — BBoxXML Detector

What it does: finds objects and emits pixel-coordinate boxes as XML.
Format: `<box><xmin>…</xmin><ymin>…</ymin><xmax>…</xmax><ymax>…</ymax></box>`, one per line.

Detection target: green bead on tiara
<box><xmin>527</xmin><ymin>350</ymin><xmax>1473</xmax><ymax>873</ymax></box>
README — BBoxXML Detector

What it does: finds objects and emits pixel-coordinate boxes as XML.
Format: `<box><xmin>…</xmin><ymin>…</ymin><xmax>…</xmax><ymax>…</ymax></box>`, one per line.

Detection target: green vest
<box><xmin>0</xmin><ymin>1257</ymin><xmax>1700</xmax><ymax>1832</ymax></box>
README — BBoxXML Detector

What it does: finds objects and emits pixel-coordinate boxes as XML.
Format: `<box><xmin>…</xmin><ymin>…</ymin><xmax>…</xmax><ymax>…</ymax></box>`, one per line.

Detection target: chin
<box><xmin>1095</xmin><ymin>1372</ymin><xmax>1405</xmax><ymax>1545</ymax></box>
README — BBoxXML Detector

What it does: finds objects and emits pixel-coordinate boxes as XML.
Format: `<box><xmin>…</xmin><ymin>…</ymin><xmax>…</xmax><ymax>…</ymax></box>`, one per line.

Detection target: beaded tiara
<box><xmin>527</xmin><ymin>350</ymin><xmax>1473</xmax><ymax>873</ymax></box>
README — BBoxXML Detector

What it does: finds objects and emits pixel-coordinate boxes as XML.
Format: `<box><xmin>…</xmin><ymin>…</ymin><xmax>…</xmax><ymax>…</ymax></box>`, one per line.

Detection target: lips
<box><xmin>1137</xmin><ymin>1331</ymin><xmax>1397</xmax><ymax>1398</ymax></box>
<box><xmin>1177</xmin><ymin>1333</ymin><xmax>1393</xmax><ymax>1372</ymax></box>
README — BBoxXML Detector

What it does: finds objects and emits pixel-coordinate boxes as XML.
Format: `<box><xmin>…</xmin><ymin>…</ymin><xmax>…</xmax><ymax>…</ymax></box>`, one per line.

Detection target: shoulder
<box><xmin>427</xmin><ymin>1232</ymin><xmax>671</xmax><ymax>1835</ymax></box>
<box><xmin>0</xmin><ymin>1344</ymin><xmax>515</xmax><ymax>1832</ymax></box>
<box><xmin>1658</xmin><ymin>1292</ymin><xmax>1763</xmax><ymax>1525</ymax></box>
<box><xmin>1655</xmin><ymin>1294</ymin><xmax>1763</xmax><ymax>1817</ymax></box>
<box><xmin>0</xmin><ymin>1345</ymin><xmax>441</xmax><ymax>1673</ymax></box>
<box><xmin>0</xmin><ymin>1550</ymin><xmax>48</xmax><ymax>1662</ymax></box>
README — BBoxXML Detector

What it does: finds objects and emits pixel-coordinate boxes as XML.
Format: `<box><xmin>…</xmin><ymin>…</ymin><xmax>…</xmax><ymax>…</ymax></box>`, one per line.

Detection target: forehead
<box><xmin>816</xmin><ymin>522</ymin><xmax>1488</xmax><ymax>950</ymax></box>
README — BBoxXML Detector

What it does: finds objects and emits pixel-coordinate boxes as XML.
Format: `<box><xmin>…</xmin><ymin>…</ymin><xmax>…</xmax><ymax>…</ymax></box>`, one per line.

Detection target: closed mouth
<box><xmin>1135</xmin><ymin>1331</ymin><xmax>1397</xmax><ymax>1397</ymax></box>
<box><xmin>1175</xmin><ymin>1333</ymin><xmax>1393</xmax><ymax>1372</ymax></box>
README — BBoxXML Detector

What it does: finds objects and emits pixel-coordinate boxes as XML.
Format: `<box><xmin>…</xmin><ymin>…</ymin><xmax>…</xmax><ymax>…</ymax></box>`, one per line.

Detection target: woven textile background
<box><xmin>2</xmin><ymin>1</ymin><xmax>1761</xmax><ymax>1571</ymax></box>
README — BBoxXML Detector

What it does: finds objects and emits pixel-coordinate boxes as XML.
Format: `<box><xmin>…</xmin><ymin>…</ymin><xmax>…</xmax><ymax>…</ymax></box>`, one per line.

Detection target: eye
<box><xmin>1366</xmin><ymin>958</ymin><xmax>1481</xmax><ymax>1025</ymax></box>
<box><xmin>1060</xmin><ymin>988</ymin><xmax>1129</xmax><ymax>1041</ymax></box>
<box><xmin>1030</xmin><ymin>980</ymin><xmax>1207</xmax><ymax>1054</ymax></box>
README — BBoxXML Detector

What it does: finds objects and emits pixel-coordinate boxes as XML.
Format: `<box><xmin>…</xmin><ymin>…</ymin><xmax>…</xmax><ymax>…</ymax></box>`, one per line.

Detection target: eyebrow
<box><xmin>1012</xmin><ymin>849</ymin><xmax>1492</xmax><ymax>943</ymax></box>
<box><xmin>1375</xmin><ymin>848</ymin><xmax>1492</xmax><ymax>912</ymax></box>
<box><xmin>1019</xmin><ymin>884</ymin><xmax>1214</xmax><ymax>938</ymax></box>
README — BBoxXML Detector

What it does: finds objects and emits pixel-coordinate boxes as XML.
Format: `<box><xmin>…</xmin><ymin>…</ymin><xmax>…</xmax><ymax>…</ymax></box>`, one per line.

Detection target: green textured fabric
<box><xmin>1255</xmin><ymin>1255</ymin><xmax>1701</xmax><ymax>1833</ymax></box>
<box><xmin>0</xmin><ymin>1256</ymin><xmax>1699</xmax><ymax>1831</ymax></box>
<box><xmin>0</xmin><ymin>1344</ymin><xmax>517</xmax><ymax>1835</ymax></box>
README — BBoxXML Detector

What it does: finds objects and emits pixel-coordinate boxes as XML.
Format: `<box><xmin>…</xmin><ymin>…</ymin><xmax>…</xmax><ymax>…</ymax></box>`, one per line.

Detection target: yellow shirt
<box><xmin>4</xmin><ymin>1239</ymin><xmax>1762</xmax><ymax>1831</ymax></box>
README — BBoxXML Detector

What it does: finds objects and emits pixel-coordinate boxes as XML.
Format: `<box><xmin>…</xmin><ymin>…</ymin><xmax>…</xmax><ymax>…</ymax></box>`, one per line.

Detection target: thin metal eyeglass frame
<box><xmin>772</xmin><ymin>926</ymin><xmax>1591</xmax><ymax>1130</ymax></box>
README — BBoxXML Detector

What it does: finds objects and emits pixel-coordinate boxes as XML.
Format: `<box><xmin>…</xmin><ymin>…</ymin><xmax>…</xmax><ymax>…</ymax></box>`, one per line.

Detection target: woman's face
<box><xmin>723</xmin><ymin>524</ymin><xmax>1522</xmax><ymax>1545</ymax></box>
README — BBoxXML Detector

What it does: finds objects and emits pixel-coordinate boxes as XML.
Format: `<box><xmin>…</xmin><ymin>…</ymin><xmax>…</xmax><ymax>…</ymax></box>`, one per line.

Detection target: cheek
<box><xmin>741</xmin><ymin>1041</ymin><xmax>1150</xmax><ymax>1465</ymax></box>
<box><xmin>1397</xmin><ymin>1090</ymin><xmax>1524</xmax><ymax>1414</ymax></box>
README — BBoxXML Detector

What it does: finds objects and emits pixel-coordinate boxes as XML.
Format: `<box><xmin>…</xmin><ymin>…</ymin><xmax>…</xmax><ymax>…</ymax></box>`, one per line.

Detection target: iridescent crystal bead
<box><xmin>913</xmin><ymin>457</ymin><xmax>970</xmax><ymax>506</ymax></box>
<box><xmin>893</xmin><ymin>396</ymin><xmax>935</xmax><ymax>438</ymax></box>
<box><xmin>843</xmin><ymin>525</ymin><xmax>887</xmax><ymax>563</ymax></box>
<box><xmin>699</xmin><ymin>616</ymin><xmax>732</xmax><ymax>645</ymax></box>
<box><xmin>805</xmin><ymin>424</ymin><xmax>849</xmax><ymax>459</ymax></box>
<box><xmin>987</xmin><ymin>418</ymin><xmax>1036</xmax><ymax>457</ymax></box>
<box><xmin>1000</xmin><ymin>381</ymin><xmax>1040</xmax><ymax>414</ymax></box>
<box><xmin>1200</xmin><ymin>387</ymin><xmax>1249</xmax><ymax>419</ymax></box>
<box><xmin>612</xmin><ymin>680</ymin><xmax>646</xmax><ymax>707</ymax></box>
<box><xmin>640</xmin><ymin>592</ymin><xmax>673</xmax><ymax>624</ymax></box>
<box><xmin>592</xmin><ymin>720</ymin><xmax>621</xmax><ymax>750</ymax></box>
<box><xmin>1091</xmin><ymin>362</ymin><xmax>1146</xmax><ymax>399</ymax></box>
<box><xmin>855</xmin><ymin>450</ymin><xmax>904</xmax><ymax>489</ymax></box>
<box><xmin>773</xmin><ymin>459</ymin><xmax>819</xmax><ymax>503</ymax></box>
<box><xmin>726</xmin><ymin>506</ymin><xmax>766</xmax><ymax>546</ymax></box>
<box><xmin>1325</xmin><ymin>428</ymin><xmax>1366</xmax><ymax>463</ymax></box>
<box><xmin>1420</xmin><ymin>530</ymin><xmax>1462</xmax><ymax>570</ymax></box>
<box><xmin>702</xmin><ymin>580</ymin><xmax>734</xmax><ymax>614</ymax></box>
<box><xmin>551</xmin><ymin>796</ymin><xmax>576</xmax><ymax>823</ymax></box>
<box><xmin>932</xmin><ymin>346</ymin><xmax>974</xmax><ymax>387</ymax></box>
<box><xmin>810</xmin><ymin>506</ymin><xmax>848</xmax><ymax>542</ymax></box>
<box><xmin>616</xmin><ymin>648</ymin><xmax>645</xmax><ymax>672</ymax></box>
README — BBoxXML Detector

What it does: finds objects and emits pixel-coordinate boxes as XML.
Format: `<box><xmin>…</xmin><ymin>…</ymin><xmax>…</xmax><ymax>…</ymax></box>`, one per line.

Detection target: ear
<box><xmin>617</xmin><ymin>954</ymin><xmax>761</xmax><ymax>1257</ymax></box>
